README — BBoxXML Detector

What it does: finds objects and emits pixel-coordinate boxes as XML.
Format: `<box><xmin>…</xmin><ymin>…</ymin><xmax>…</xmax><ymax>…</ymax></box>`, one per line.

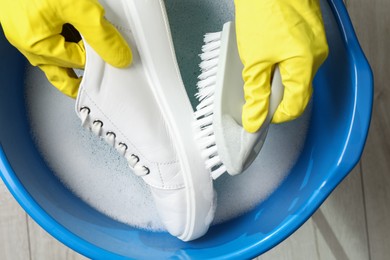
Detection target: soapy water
<box><xmin>24</xmin><ymin>0</ymin><xmax>311</xmax><ymax>231</ymax></box>
<box><xmin>25</xmin><ymin>67</ymin><xmax>310</xmax><ymax>231</ymax></box>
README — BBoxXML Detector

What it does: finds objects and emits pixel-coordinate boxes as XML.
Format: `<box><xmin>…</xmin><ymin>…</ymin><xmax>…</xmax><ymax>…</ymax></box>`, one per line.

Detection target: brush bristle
<box><xmin>193</xmin><ymin>31</ymin><xmax>227</xmax><ymax>180</ymax></box>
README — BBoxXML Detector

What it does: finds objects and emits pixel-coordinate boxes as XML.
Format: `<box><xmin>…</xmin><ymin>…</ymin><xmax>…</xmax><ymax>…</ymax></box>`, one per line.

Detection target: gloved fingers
<box><xmin>22</xmin><ymin>36</ymin><xmax>86</xmax><ymax>69</ymax></box>
<box><xmin>39</xmin><ymin>64</ymin><xmax>81</xmax><ymax>99</ymax></box>
<box><xmin>241</xmin><ymin>63</ymin><xmax>273</xmax><ymax>133</ymax></box>
<box><xmin>271</xmin><ymin>58</ymin><xmax>315</xmax><ymax>124</ymax></box>
<box><xmin>62</xmin><ymin>0</ymin><xmax>132</xmax><ymax>68</ymax></box>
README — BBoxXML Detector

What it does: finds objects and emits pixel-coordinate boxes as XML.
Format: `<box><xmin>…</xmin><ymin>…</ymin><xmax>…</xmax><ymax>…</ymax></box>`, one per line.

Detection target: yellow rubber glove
<box><xmin>235</xmin><ymin>0</ymin><xmax>329</xmax><ymax>133</ymax></box>
<box><xmin>0</xmin><ymin>0</ymin><xmax>132</xmax><ymax>98</ymax></box>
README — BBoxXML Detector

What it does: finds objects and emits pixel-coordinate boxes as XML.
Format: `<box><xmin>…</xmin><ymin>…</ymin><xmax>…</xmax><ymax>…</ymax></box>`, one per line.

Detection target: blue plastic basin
<box><xmin>0</xmin><ymin>0</ymin><xmax>373</xmax><ymax>259</ymax></box>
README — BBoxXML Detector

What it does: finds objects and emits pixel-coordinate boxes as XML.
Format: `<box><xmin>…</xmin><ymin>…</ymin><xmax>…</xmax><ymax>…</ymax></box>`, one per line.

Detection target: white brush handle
<box><xmin>234</xmin><ymin>66</ymin><xmax>284</xmax><ymax>175</ymax></box>
<box><xmin>267</xmin><ymin>65</ymin><xmax>284</xmax><ymax>125</ymax></box>
<box><xmin>214</xmin><ymin>22</ymin><xmax>285</xmax><ymax>176</ymax></box>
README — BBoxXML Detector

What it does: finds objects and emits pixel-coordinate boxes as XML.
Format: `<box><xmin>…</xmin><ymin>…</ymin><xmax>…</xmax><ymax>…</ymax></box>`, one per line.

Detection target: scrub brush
<box><xmin>194</xmin><ymin>21</ymin><xmax>284</xmax><ymax>179</ymax></box>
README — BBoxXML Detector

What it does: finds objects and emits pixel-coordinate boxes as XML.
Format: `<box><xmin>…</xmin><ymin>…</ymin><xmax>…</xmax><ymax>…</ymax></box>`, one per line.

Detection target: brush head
<box><xmin>194</xmin><ymin>22</ymin><xmax>284</xmax><ymax>179</ymax></box>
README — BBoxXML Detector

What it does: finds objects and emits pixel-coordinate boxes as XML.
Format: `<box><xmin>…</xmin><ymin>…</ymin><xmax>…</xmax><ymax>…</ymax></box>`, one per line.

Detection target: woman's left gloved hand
<box><xmin>235</xmin><ymin>0</ymin><xmax>329</xmax><ymax>133</ymax></box>
<box><xmin>0</xmin><ymin>0</ymin><xmax>132</xmax><ymax>98</ymax></box>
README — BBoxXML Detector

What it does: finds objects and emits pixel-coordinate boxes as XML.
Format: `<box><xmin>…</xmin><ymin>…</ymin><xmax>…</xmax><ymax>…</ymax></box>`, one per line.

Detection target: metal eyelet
<box><xmin>106</xmin><ymin>131</ymin><xmax>116</xmax><ymax>138</ymax></box>
<box><xmin>80</xmin><ymin>106</ymin><xmax>90</xmax><ymax>114</ymax></box>
<box><xmin>118</xmin><ymin>142</ymin><xmax>128</xmax><ymax>151</ymax></box>
<box><xmin>143</xmin><ymin>166</ymin><xmax>150</xmax><ymax>175</ymax></box>
<box><xmin>131</xmin><ymin>154</ymin><xmax>139</xmax><ymax>163</ymax></box>
<box><xmin>126</xmin><ymin>153</ymin><xmax>140</xmax><ymax>168</ymax></box>
<box><xmin>134</xmin><ymin>164</ymin><xmax>150</xmax><ymax>177</ymax></box>
<box><xmin>93</xmin><ymin>120</ymin><xmax>103</xmax><ymax>127</ymax></box>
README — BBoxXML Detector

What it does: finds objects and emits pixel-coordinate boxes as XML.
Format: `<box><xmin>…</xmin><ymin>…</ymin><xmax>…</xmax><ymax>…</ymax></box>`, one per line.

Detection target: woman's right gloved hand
<box><xmin>0</xmin><ymin>0</ymin><xmax>132</xmax><ymax>98</ymax></box>
<box><xmin>234</xmin><ymin>0</ymin><xmax>329</xmax><ymax>133</ymax></box>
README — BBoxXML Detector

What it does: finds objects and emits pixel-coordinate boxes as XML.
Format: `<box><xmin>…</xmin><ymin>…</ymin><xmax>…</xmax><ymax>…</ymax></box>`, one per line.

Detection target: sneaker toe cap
<box><xmin>150</xmin><ymin>186</ymin><xmax>215</xmax><ymax>241</ymax></box>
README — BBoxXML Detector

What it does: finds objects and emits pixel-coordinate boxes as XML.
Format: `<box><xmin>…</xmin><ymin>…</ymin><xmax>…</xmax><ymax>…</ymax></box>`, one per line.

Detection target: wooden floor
<box><xmin>1</xmin><ymin>0</ymin><xmax>388</xmax><ymax>259</ymax></box>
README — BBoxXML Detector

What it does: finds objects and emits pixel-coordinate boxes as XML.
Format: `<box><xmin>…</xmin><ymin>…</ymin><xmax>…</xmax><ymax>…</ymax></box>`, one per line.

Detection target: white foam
<box><xmin>213</xmin><ymin>108</ymin><xmax>311</xmax><ymax>223</ymax></box>
<box><xmin>25</xmin><ymin>66</ymin><xmax>310</xmax><ymax>231</ymax></box>
<box><xmin>25</xmin><ymin>67</ymin><xmax>165</xmax><ymax>231</ymax></box>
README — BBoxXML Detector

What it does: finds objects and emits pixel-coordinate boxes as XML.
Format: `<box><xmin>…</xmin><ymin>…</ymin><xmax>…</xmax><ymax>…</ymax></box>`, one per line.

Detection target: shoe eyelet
<box><xmin>80</xmin><ymin>106</ymin><xmax>90</xmax><ymax>114</ymax></box>
<box><xmin>134</xmin><ymin>164</ymin><xmax>150</xmax><ymax>177</ymax></box>
<box><xmin>131</xmin><ymin>154</ymin><xmax>139</xmax><ymax>163</ymax></box>
<box><xmin>127</xmin><ymin>154</ymin><xmax>140</xmax><ymax>168</ymax></box>
<box><xmin>106</xmin><ymin>131</ymin><xmax>116</xmax><ymax>138</ymax></box>
<box><xmin>93</xmin><ymin>120</ymin><xmax>103</xmax><ymax>127</ymax></box>
<box><xmin>143</xmin><ymin>166</ymin><xmax>150</xmax><ymax>175</ymax></box>
<box><xmin>118</xmin><ymin>142</ymin><xmax>128</xmax><ymax>151</ymax></box>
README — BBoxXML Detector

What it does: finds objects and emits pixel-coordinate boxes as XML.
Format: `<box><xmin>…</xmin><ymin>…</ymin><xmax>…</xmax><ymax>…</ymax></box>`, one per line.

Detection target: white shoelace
<box><xmin>79</xmin><ymin>106</ymin><xmax>150</xmax><ymax>177</ymax></box>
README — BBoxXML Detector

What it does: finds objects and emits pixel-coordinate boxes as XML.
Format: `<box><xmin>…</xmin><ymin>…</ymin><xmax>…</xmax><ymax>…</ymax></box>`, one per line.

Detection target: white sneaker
<box><xmin>75</xmin><ymin>0</ymin><xmax>215</xmax><ymax>241</ymax></box>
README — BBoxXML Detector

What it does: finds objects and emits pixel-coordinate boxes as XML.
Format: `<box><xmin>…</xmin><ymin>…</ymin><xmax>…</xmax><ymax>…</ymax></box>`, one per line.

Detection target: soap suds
<box><xmin>25</xmin><ymin>66</ymin><xmax>310</xmax><ymax>230</ymax></box>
